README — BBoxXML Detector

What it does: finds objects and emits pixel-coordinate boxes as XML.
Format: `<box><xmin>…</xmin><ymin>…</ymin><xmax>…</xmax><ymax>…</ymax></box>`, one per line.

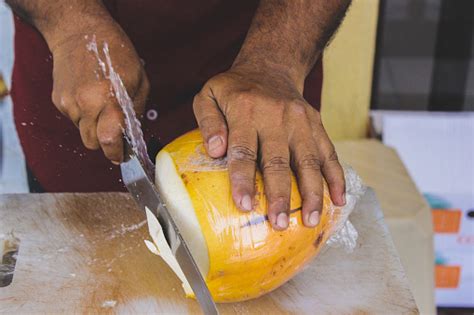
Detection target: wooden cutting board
<box><xmin>0</xmin><ymin>189</ymin><xmax>418</xmax><ymax>314</ymax></box>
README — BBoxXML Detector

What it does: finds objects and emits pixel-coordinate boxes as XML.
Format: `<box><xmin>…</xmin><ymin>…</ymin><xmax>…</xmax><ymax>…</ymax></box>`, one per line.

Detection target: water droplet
<box><xmin>146</xmin><ymin>109</ymin><xmax>158</xmax><ymax>121</ymax></box>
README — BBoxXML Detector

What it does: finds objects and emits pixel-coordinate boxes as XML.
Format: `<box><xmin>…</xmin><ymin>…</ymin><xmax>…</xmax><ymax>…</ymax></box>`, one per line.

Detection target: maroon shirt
<box><xmin>11</xmin><ymin>0</ymin><xmax>323</xmax><ymax>192</ymax></box>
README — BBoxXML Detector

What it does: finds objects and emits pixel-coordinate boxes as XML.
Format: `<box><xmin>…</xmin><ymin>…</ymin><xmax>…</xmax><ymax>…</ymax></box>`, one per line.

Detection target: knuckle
<box><xmin>262</xmin><ymin>156</ymin><xmax>290</xmax><ymax>172</ymax></box>
<box><xmin>327</xmin><ymin>175</ymin><xmax>345</xmax><ymax>187</ymax></box>
<box><xmin>270</xmin><ymin>195</ymin><xmax>288</xmax><ymax>204</ymax></box>
<box><xmin>52</xmin><ymin>92</ymin><xmax>74</xmax><ymax>113</ymax></box>
<box><xmin>297</xmin><ymin>154</ymin><xmax>322</xmax><ymax>170</ymax></box>
<box><xmin>75</xmin><ymin>82</ymin><xmax>110</xmax><ymax>109</ymax></box>
<box><xmin>211</xmin><ymin>123</ymin><xmax>227</xmax><ymax>135</ymax></box>
<box><xmin>267</xmin><ymin>195</ymin><xmax>290</xmax><ymax>212</ymax></box>
<box><xmin>192</xmin><ymin>92</ymin><xmax>208</xmax><ymax>112</ymax></box>
<box><xmin>230</xmin><ymin>172</ymin><xmax>253</xmax><ymax>183</ymax></box>
<box><xmin>303</xmin><ymin>192</ymin><xmax>323</xmax><ymax>207</ymax></box>
<box><xmin>322</xmin><ymin>147</ymin><xmax>340</xmax><ymax>166</ymax></box>
<box><xmin>229</xmin><ymin>145</ymin><xmax>257</xmax><ymax>163</ymax></box>
<box><xmin>199</xmin><ymin>115</ymin><xmax>226</xmax><ymax>131</ymax></box>
<box><xmin>98</xmin><ymin>133</ymin><xmax>117</xmax><ymax>146</ymax></box>
<box><xmin>289</xmin><ymin>100</ymin><xmax>307</xmax><ymax>116</ymax></box>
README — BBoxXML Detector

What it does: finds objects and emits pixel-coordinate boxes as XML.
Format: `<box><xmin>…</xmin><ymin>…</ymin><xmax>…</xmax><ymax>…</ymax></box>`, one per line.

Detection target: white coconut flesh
<box><xmin>144</xmin><ymin>150</ymin><xmax>210</xmax><ymax>295</ymax></box>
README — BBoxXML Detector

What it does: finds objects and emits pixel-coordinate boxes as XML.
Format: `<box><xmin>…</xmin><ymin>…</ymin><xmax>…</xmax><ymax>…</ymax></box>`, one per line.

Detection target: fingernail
<box><xmin>240</xmin><ymin>194</ymin><xmax>253</xmax><ymax>211</ymax></box>
<box><xmin>308</xmin><ymin>211</ymin><xmax>320</xmax><ymax>227</ymax></box>
<box><xmin>208</xmin><ymin>136</ymin><xmax>223</xmax><ymax>153</ymax></box>
<box><xmin>276</xmin><ymin>212</ymin><xmax>289</xmax><ymax>229</ymax></box>
<box><xmin>342</xmin><ymin>193</ymin><xmax>346</xmax><ymax>205</ymax></box>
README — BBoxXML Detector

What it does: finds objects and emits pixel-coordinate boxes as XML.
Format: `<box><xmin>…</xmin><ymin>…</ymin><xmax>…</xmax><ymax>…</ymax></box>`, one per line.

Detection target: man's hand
<box><xmin>194</xmin><ymin>66</ymin><xmax>345</xmax><ymax>230</ymax></box>
<box><xmin>7</xmin><ymin>0</ymin><xmax>149</xmax><ymax>164</ymax></box>
<box><xmin>50</xmin><ymin>24</ymin><xmax>149</xmax><ymax>164</ymax></box>
<box><xmin>193</xmin><ymin>0</ymin><xmax>350</xmax><ymax>230</ymax></box>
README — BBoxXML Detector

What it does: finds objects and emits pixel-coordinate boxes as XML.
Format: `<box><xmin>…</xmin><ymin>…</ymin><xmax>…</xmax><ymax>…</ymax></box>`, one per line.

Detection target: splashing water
<box><xmin>86</xmin><ymin>36</ymin><xmax>155</xmax><ymax>179</ymax></box>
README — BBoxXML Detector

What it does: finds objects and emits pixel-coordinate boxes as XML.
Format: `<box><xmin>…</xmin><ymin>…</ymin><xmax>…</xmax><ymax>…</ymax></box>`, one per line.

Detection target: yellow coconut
<box><xmin>147</xmin><ymin>129</ymin><xmax>356</xmax><ymax>303</ymax></box>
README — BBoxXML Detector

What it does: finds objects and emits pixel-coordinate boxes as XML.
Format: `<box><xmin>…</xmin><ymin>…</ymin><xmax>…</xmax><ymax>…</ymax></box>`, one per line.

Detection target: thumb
<box><xmin>192</xmin><ymin>91</ymin><xmax>228</xmax><ymax>158</ymax></box>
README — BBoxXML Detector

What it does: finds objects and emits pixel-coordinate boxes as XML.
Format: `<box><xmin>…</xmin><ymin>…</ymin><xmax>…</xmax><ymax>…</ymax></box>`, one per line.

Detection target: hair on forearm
<box><xmin>5</xmin><ymin>0</ymin><xmax>65</xmax><ymax>29</ymax></box>
<box><xmin>235</xmin><ymin>0</ymin><xmax>353</xmax><ymax>83</ymax></box>
<box><xmin>5</xmin><ymin>0</ymin><xmax>112</xmax><ymax>46</ymax></box>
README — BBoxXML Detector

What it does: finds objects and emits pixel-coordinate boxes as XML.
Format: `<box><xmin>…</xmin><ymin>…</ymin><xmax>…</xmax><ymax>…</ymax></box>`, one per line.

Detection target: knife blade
<box><xmin>93</xmin><ymin>37</ymin><xmax>217</xmax><ymax>314</ymax></box>
<box><xmin>121</xmin><ymin>139</ymin><xmax>219</xmax><ymax>315</ymax></box>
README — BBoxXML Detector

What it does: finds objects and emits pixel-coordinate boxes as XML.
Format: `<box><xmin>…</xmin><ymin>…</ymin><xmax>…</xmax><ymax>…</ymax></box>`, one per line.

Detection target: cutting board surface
<box><xmin>0</xmin><ymin>190</ymin><xmax>418</xmax><ymax>314</ymax></box>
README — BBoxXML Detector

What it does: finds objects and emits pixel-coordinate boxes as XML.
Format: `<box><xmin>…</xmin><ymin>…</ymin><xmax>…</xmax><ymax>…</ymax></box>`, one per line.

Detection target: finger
<box><xmin>51</xmin><ymin>91</ymin><xmax>81</xmax><ymax>126</ymax></box>
<box><xmin>97</xmin><ymin>103</ymin><xmax>125</xmax><ymax>164</ymax></box>
<box><xmin>319</xmin><ymin>136</ymin><xmax>346</xmax><ymax>206</ymax></box>
<box><xmin>193</xmin><ymin>91</ymin><xmax>228</xmax><ymax>158</ymax></box>
<box><xmin>78</xmin><ymin>116</ymin><xmax>100</xmax><ymax>150</ymax></box>
<box><xmin>307</xmin><ymin>108</ymin><xmax>346</xmax><ymax>206</ymax></box>
<box><xmin>227</xmin><ymin>125</ymin><xmax>258</xmax><ymax>212</ymax></box>
<box><xmin>290</xmin><ymin>129</ymin><xmax>324</xmax><ymax>228</ymax></box>
<box><xmin>260</xmin><ymin>132</ymin><xmax>291</xmax><ymax>230</ymax></box>
<box><xmin>75</xmin><ymin>81</ymin><xmax>113</xmax><ymax>151</ymax></box>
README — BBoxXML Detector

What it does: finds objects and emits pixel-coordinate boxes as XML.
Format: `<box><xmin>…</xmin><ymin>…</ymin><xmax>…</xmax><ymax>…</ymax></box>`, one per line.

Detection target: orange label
<box><xmin>432</xmin><ymin>209</ymin><xmax>462</xmax><ymax>233</ymax></box>
<box><xmin>435</xmin><ymin>265</ymin><xmax>461</xmax><ymax>288</ymax></box>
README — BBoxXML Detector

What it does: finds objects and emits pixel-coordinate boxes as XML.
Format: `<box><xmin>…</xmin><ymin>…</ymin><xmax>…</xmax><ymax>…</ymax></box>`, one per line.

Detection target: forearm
<box><xmin>6</xmin><ymin>0</ymin><xmax>113</xmax><ymax>49</ymax></box>
<box><xmin>233</xmin><ymin>0</ymin><xmax>351</xmax><ymax>89</ymax></box>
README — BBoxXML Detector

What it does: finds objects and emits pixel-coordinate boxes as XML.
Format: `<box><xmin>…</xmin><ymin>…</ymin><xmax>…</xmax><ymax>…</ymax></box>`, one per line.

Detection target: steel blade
<box><xmin>121</xmin><ymin>143</ymin><xmax>218</xmax><ymax>315</ymax></box>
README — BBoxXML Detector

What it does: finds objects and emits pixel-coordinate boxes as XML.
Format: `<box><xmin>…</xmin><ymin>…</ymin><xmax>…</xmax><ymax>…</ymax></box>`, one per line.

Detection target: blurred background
<box><xmin>0</xmin><ymin>0</ymin><xmax>472</xmax><ymax>314</ymax></box>
<box><xmin>373</xmin><ymin>0</ymin><xmax>474</xmax><ymax>111</ymax></box>
<box><xmin>373</xmin><ymin>2</ymin><xmax>473</xmax><ymax>314</ymax></box>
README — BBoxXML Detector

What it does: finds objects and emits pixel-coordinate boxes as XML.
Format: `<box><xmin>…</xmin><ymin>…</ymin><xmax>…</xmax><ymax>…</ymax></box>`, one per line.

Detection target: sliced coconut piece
<box><xmin>144</xmin><ymin>207</ymin><xmax>194</xmax><ymax>297</ymax></box>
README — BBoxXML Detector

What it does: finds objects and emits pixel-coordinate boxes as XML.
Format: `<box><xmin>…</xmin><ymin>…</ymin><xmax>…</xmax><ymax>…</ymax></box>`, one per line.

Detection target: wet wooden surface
<box><xmin>0</xmin><ymin>190</ymin><xmax>418</xmax><ymax>314</ymax></box>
